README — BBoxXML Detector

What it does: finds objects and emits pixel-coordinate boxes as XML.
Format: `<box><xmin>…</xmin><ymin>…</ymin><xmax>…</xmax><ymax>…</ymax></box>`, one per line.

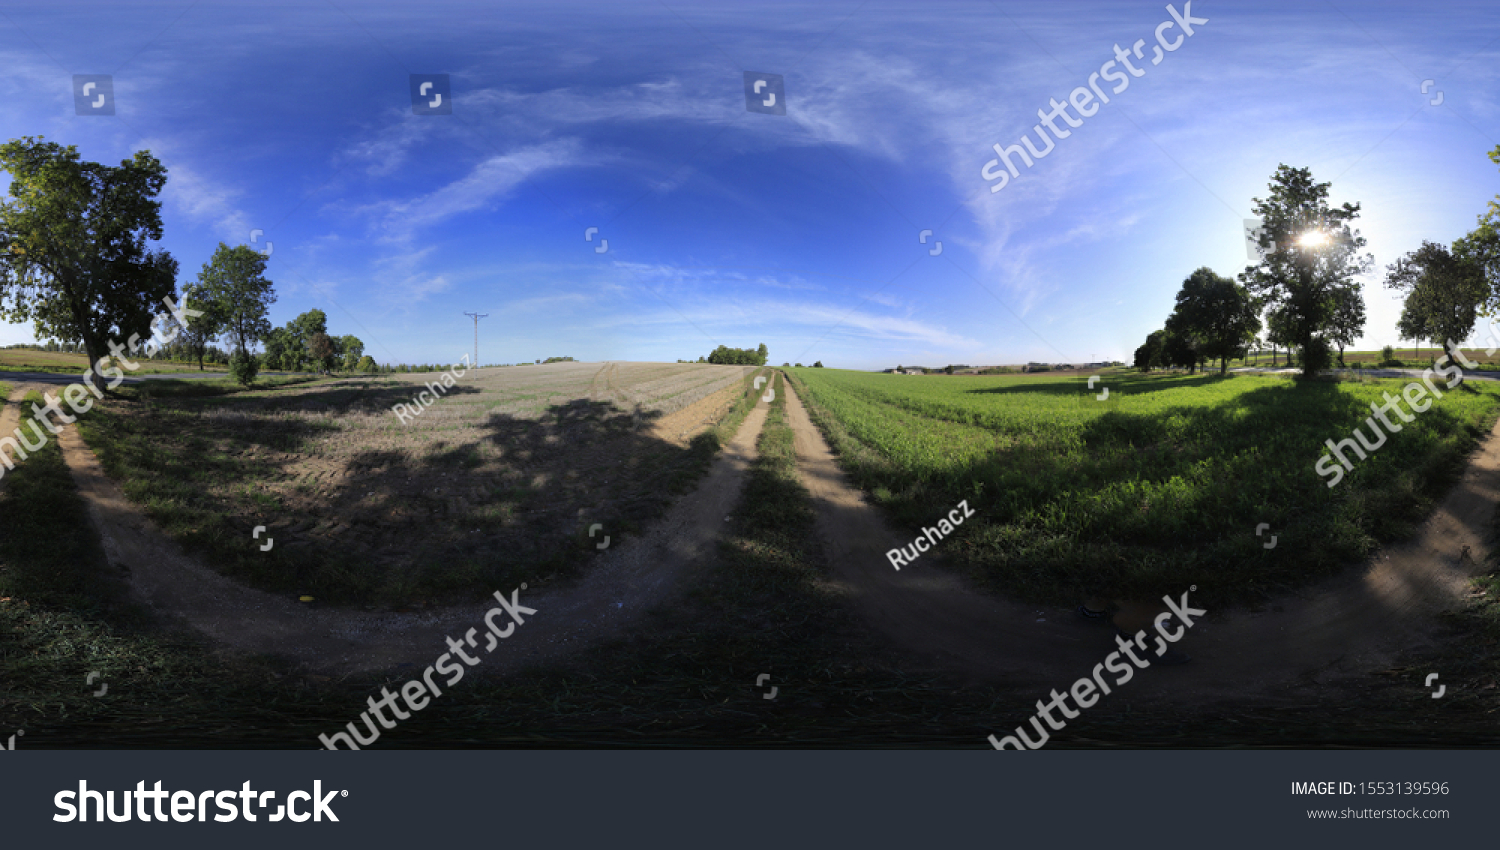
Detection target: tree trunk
<box><xmin>81</xmin><ymin>336</ymin><xmax>106</xmax><ymax>396</ymax></box>
<box><xmin>69</xmin><ymin>284</ymin><xmax>108</xmax><ymax>397</ymax></box>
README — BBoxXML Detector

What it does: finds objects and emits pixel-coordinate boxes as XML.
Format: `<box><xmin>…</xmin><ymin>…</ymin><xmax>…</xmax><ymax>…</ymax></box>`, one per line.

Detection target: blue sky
<box><xmin>2</xmin><ymin>0</ymin><xmax>1499</xmax><ymax>370</ymax></box>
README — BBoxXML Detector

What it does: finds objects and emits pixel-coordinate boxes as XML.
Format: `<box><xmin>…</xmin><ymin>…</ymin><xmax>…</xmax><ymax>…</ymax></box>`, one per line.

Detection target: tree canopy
<box><xmin>1239</xmin><ymin>164</ymin><xmax>1372</xmax><ymax>377</ymax></box>
<box><xmin>195</xmin><ymin>242</ymin><xmax>274</xmax><ymax>362</ymax></box>
<box><xmin>1163</xmin><ymin>267</ymin><xmax>1261</xmax><ymax>375</ymax></box>
<box><xmin>1385</xmin><ymin>240</ymin><xmax>1485</xmax><ymax>358</ymax></box>
<box><xmin>0</xmin><ymin>136</ymin><xmax>179</xmax><ymax>389</ymax></box>
<box><xmin>170</xmin><ymin>279</ymin><xmax>225</xmax><ymax>370</ymax></box>
<box><xmin>707</xmin><ymin>343</ymin><xmax>768</xmax><ymax>365</ymax></box>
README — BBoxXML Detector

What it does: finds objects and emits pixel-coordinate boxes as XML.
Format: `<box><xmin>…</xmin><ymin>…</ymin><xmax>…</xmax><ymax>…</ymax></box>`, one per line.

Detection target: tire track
<box><xmin>19</xmin><ymin>382</ymin><xmax>773</xmax><ymax>676</ymax></box>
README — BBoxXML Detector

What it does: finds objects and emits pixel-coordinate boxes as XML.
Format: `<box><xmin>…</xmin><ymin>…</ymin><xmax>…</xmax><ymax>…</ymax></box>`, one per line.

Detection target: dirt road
<box><xmin>4</xmin><ymin>381</ymin><xmax>771</xmax><ymax>677</ymax></box>
<box><xmin>781</xmin><ymin>380</ymin><xmax>1500</xmax><ymax>704</ymax></box>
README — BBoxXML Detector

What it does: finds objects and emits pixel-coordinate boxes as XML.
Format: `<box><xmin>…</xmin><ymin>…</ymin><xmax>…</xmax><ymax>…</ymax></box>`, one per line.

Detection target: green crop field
<box><xmin>787</xmin><ymin>367</ymin><xmax>1500</xmax><ymax>606</ymax></box>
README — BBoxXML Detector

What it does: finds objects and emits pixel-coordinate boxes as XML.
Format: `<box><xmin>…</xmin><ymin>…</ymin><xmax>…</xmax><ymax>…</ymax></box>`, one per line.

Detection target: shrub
<box><xmin>1381</xmin><ymin>344</ymin><xmax>1394</xmax><ymax>362</ymax></box>
<box><xmin>1302</xmin><ymin>337</ymin><xmax>1332</xmax><ymax>374</ymax></box>
<box><xmin>229</xmin><ymin>351</ymin><xmax>259</xmax><ymax>386</ymax></box>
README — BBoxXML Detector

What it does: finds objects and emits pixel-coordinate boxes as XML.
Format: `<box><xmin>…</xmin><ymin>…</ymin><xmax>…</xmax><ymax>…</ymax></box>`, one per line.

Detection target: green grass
<box><xmin>787</xmin><ymin>367</ymin><xmax>1500</xmax><ymax>607</ymax></box>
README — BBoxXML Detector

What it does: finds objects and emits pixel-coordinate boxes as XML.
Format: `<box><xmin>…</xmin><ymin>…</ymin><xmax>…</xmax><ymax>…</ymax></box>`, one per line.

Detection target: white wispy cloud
<box><xmin>350</xmin><ymin>138</ymin><xmax>588</xmax><ymax>243</ymax></box>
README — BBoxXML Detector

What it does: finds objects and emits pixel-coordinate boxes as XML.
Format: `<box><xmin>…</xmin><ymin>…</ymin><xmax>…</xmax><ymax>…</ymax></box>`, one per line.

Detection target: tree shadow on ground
<box><xmin>882</xmin><ymin>378</ymin><xmax>1482</xmax><ymax>606</ymax></box>
<box><xmin>101</xmin><ymin>379</ymin><xmax>737</xmax><ymax>607</ymax></box>
<box><xmin>962</xmin><ymin>372</ymin><xmax>1234</xmax><ymax>398</ymax></box>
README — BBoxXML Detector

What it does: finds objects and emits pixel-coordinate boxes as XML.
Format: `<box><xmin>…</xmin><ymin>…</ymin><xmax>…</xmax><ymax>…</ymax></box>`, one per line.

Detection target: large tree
<box><xmin>261</xmin><ymin>326</ymin><xmax>298</xmax><ymax>371</ymax></box>
<box><xmin>171</xmin><ymin>280</ymin><xmax>225</xmax><ymax>370</ymax></box>
<box><xmin>196</xmin><ymin>243</ymin><xmax>274</xmax><ymax>361</ymax></box>
<box><xmin>1325</xmin><ymin>282</ymin><xmax>1367</xmax><ymax>367</ymax></box>
<box><xmin>1162</xmin><ymin>267</ymin><xmax>1261</xmax><ymax>375</ymax></box>
<box><xmin>1264</xmin><ymin>306</ymin><xmax>1295</xmax><ymax>367</ymax></box>
<box><xmin>1385</xmin><ymin>241</ymin><xmax>1485</xmax><ymax>361</ymax></box>
<box><xmin>277</xmin><ymin>308</ymin><xmax>329</xmax><ymax>371</ymax></box>
<box><xmin>0</xmin><ymin>136</ymin><xmax>179</xmax><ymax>391</ymax></box>
<box><xmin>289</xmin><ymin>308</ymin><xmax>327</xmax><ymax>348</ymax></box>
<box><xmin>1239</xmin><ymin>165</ymin><xmax>1373</xmax><ymax>378</ymax></box>
<box><xmin>1160</xmin><ymin>326</ymin><xmax>1204</xmax><ymax>373</ymax></box>
<box><xmin>339</xmin><ymin>334</ymin><xmax>364</xmax><ymax>372</ymax></box>
<box><xmin>1134</xmin><ymin>329</ymin><xmax>1166</xmax><ymax>372</ymax></box>
<box><xmin>307</xmin><ymin>332</ymin><xmax>336</xmax><ymax>373</ymax></box>
<box><xmin>1453</xmin><ymin>145</ymin><xmax>1500</xmax><ymax>315</ymax></box>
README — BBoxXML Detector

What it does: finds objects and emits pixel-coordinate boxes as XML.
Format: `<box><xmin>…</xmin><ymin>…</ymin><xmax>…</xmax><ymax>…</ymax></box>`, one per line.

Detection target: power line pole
<box><xmin>463</xmin><ymin>311</ymin><xmax>488</xmax><ymax>369</ymax></box>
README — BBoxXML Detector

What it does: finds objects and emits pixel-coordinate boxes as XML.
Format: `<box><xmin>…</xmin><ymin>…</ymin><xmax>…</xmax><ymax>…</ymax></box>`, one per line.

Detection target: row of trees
<box><xmin>1136</xmin><ymin>165</ymin><xmax>1371</xmax><ymax>376</ymax></box>
<box><xmin>175</xmin><ymin>250</ymin><xmax>369</xmax><ymax>382</ymax></box>
<box><xmin>1138</xmin><ymin>149</ymin><xmax>1500</xmax><ymax>379</ymax></box>
<box><xmin>0</xmin><ymin>137</ymin><xmax>382</xmax><ymax>387</ymax></box>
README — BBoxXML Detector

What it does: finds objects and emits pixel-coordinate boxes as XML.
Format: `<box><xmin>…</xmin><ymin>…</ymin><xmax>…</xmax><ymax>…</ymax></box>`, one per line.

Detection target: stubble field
<box><xmin>77</xmin><ymin>361</ymin><xmax>761</xmax><ymax>605</ymax></box>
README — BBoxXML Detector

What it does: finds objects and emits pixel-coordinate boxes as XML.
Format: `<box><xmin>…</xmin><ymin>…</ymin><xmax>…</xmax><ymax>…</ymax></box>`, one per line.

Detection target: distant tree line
<box><xmin>703</xmin><ymin>343</ymin><xmax>768</xmax><ymax>365</ymax></box>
